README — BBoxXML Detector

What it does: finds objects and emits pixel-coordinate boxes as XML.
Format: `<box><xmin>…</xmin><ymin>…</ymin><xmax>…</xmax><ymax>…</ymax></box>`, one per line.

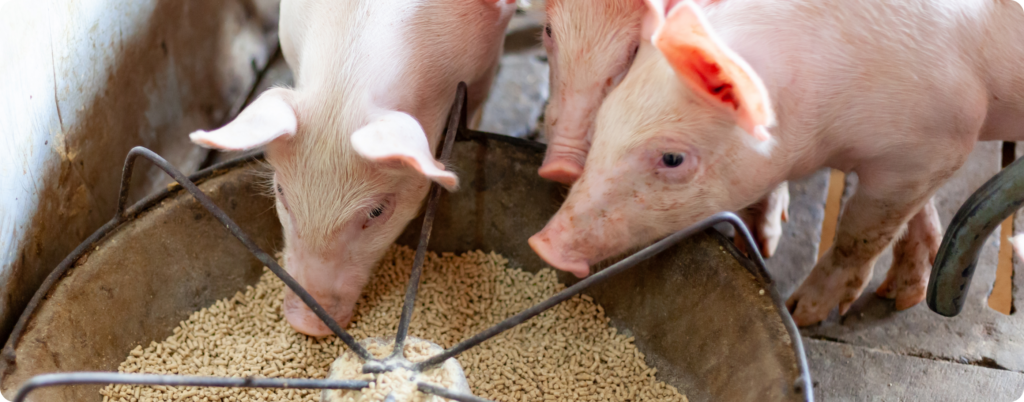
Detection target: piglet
<box><xmin>189</xmin><ymin>0</ymin><xmax>515</xmax><ymax>336</ymax></box>
<box><xmin>530</xmin><ymin>0</ymin><xmax>1024</xmax><ymax>326</ymax></box>
<box><xmin>540</xmin><ymin>0</ymin><xmax>789</xmax><ymax>257</ymax></box>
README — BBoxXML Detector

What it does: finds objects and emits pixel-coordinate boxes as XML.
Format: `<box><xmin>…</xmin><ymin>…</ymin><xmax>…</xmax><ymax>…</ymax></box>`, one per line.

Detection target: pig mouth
<box><xmin>282</xmin><ymin>288</ymin><xmax>354</xmax><ymax>337</ymax></box>
<box><xmin>528</xmin><ymin>233</ymin><xmax>593</xmax><ymax>278</ymax></box>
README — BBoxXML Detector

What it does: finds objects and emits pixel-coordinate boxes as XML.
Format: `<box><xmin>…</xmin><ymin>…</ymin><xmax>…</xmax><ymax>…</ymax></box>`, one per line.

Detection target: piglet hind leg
<box><xmin>875</xmin><ymin>198</ymin><xmax>941</xmax><ymax>310</ymax></box>
<box><xmin>787</xmin><ymin>171</ymin><xmax>948</xmax><ymax>326</ymax></box>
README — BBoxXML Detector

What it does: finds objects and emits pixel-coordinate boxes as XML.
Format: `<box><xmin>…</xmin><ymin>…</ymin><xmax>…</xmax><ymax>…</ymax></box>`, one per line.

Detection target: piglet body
<box><xmin>190</xmin><ymin>0</ymin><xmax>515</xmax><ymax>336</ymax></box>
<box><xmin>530</xmin><ymin>0</ymin><xmax>1024</xmax><ymax>326</ymax></box>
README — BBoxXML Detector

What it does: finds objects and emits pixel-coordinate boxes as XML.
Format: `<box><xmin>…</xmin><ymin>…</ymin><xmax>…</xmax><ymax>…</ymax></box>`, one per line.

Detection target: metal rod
<box><xmin>417</xmin><ymin>382</ymin><xmax>494</xmax><ymax>402</ymax></box>
<box><xmin>927</xmin><ymin>154</ymin><xmax>1024</xmax><ymax>316</ymax></box>
<box><xmin>12</xmin><ymin>372</ymin><xmax>369</xmax><ymax>402</ymax></box>
<box><xmin>392</xmin><ymin>83</ymin><xmax>466</xmax><ymax>356</ymax></box>
<box><xmin>417</xmin><ymin>212</ymin><xmax>745</xmax><ymax>369</ymax></box>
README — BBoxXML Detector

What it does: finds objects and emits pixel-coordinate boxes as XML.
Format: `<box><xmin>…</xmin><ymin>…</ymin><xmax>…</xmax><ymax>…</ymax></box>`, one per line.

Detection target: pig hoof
<box><xmin>786</xmin><ymin>264</ymin><xmax>870</xmax><ymax>326</ymax></box>
<box><xmin>538</xmin><ymin>159</ymin><xmax>584</xmax><ymax>185</ymax></box>
<box><xmin>875</xmin><ymin>271</ymin><xmax>928</xmax><ymax>311</ymax></box>
<box><xmin>284</xmin><ymin>301</ymin><xmax>353</xmax><ymax>337</ymax></box>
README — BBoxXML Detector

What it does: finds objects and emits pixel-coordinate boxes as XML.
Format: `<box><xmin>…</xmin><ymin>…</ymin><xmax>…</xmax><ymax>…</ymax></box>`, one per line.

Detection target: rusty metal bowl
<box><xmin>0</xmin><ymin>133</ymin><xmax>811</xmax><ymax>402</ymax></box>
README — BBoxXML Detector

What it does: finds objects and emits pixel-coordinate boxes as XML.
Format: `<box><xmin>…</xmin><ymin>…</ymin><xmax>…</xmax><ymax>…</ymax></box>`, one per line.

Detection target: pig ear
<box><xmin>351</xmin><ymin>111</ymin><xmax>459</xmax><ymax>191</ymax></box>
<box><xmin>189</xmin><ymin>88</ymin><xmax>297</xmax><ymax>150</ymax></box>
<box><xmin>648</xmin><ymin>0</ymin><xmax>775</xmax><ymax>140</ymax></box>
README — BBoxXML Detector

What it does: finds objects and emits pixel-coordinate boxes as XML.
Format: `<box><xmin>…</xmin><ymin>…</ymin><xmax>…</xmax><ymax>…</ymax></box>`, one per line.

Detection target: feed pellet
<box><xmin>102</xmin><ymin>245</ymin><xmax>689</xmax><ymax>402</ymax></box>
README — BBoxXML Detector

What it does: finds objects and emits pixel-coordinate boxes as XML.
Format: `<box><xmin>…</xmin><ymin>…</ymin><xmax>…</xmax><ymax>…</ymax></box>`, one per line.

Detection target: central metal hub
<box><xmin>361</xmin><ymin>355</ymin><xmax>415</xmax><ymax>374</ymax></box>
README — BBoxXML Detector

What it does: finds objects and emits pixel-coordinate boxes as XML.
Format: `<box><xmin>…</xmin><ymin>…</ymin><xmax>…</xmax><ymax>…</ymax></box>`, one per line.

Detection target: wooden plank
<box><xmin>991</xmin><ymin>216</ymin><xmax>1014</xmax><ymax>315</ymax></box>
<box><xmin>819</xmin><ymin>169</ymin><xmax>846</xmax><ymax>260</ymax></box>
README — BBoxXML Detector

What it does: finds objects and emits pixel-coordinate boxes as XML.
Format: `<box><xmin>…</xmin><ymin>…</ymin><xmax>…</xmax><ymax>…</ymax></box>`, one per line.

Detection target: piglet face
<box><xmin>539</xmin><ymin>0</ymin><xmax>645</xmax><ymax>184</ymax></box>
<box><xmin>531</xmin><ymin>0</ymin><xmax>777</xmax><ymax>277</ymax></box>
<box><xmin>531</xmin><ymin>45</ymin><xmax>743</xmax><ymax>277</ymax></box>
<box><xmin>191</xmin><ymin>90</ymin><xmax>456</xmax><ymax>336</ymax></box>
<box><xmin>271</xmin><ymin>156</ymin><xmax>431</xmax><ymax>336</ymax></box>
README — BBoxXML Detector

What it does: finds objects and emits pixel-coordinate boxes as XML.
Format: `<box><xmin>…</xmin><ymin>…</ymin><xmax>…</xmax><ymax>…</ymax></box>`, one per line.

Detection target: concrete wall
<box><xmin>0</xmin><ymin>0</ymin><xmax>281</xmax><ymax>346</ymax></box>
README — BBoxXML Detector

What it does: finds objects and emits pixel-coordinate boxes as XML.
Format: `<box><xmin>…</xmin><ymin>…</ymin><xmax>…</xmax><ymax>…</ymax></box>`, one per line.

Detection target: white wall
<box><xmin>0</xmin><ymin>0</ymin><xmax>280</xmax><ymax>345</ymax></box>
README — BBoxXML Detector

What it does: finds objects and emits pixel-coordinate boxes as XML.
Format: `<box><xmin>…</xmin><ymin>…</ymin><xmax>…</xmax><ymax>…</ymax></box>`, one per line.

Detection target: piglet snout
<box><xmin>283</xmin><ymin>289</ymin><xmax>353</xmax><ymax>337</ymax></box>
<box><xmin>529</xmin><ymin>227</ymin><xmax>591</xmax><ymax>278</ymax></box>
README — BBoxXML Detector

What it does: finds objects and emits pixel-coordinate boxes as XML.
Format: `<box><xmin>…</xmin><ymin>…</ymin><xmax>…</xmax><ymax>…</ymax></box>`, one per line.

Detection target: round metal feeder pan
<box><xmin>0</xmin><ymin>134</ymin><xmax>811</xmax><ymax>402</ymax></box>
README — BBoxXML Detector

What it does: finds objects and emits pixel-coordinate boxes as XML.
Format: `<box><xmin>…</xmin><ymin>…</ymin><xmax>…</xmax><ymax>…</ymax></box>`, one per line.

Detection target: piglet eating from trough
<box><xmin>530</xmin><ymin>0</ymin><xmax>1024</xmax><ymax>326</ymax></box>
<box><xmin>189</xmin><ymin>0</ymin><xmax>516</xmax><ymax>336</ymax></box>
<box><xmin>541</xmin><ymin>0</ymin><xmax>790</xmax><ymax>257</ymax></box>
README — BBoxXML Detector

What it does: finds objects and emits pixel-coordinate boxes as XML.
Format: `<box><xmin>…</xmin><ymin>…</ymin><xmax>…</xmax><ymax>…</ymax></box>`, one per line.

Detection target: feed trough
<box><xmin>0</xmin><ymin>85</ymin><xmax>812</xmax><ymax>402</ymax></box>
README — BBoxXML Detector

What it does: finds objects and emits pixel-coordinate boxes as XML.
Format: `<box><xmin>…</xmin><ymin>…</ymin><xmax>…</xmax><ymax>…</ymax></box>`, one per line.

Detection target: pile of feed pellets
<box><xmin>322</xmin><ymin>338</ymin><xmax>467</xmax><ymax>402</ymax></box>
<box><xmin>101</xmin><ymin>245</ymin><xmax>688</xmax><ymax>402</ymax></box>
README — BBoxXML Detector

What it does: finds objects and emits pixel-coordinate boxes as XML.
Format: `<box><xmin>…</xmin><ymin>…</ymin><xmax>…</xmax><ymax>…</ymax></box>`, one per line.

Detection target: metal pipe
<box><xmin>12</xmin><ymin>372</ymin><xmax>369</xmax><ymax>402</ymax></box>
<box><xmin>928</xmin><ymin>155</ymin><xmax>1024</xmax><ymax>316</ymax></box>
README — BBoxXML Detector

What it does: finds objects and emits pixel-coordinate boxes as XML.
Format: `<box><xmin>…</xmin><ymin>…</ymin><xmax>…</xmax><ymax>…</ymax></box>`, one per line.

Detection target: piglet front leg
<box><xmin>875</xmin><ymin>198</ymin><xmax>941</xmax><ymax>310</ymax></box>
<box><xmin>736</xmin><ymin>182</ymin><xmax>790</xmax><ymax>259</ymax></box>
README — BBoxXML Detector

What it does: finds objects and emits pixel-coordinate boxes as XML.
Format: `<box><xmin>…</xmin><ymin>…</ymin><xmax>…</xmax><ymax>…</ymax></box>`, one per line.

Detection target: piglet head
<box><xmin>539</xmin><ymin>0</ymin><xmax>646</xmax><ymax>184</ymax></box>
<box><xmin>190</xmin><ymin>89</ymin><xmax>456</xmax><ymax>336</ymax></box>
<box><xmin>530</xmin><ymin>0</ymin><xmax>775</xmax><ymax>277</ymax></box>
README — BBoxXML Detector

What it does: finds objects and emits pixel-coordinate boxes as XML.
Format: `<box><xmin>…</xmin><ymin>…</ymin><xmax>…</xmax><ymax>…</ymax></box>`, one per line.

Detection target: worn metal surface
<box><xmin>0</xmin><ymin>164</ymin><xmax>279</xmax><ymax>402</ymax></box>
<box><xmin>928</xmin><ymin>148</ymin><xmax>1024</xmax><ymax>316</ymax></box>
<box><xmin>0</xmin><ymin>0</ymin><xmax>281</xmax><ymax>348</ymax></box>
<box><xmin>2</xmin><ymin>136</ymin><xmax>808</xmax><ymax>402</ymax></box>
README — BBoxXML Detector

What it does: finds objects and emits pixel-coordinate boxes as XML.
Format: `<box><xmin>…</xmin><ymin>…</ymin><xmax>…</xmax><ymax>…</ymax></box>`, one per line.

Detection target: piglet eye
<box><xmin>662</xmin><ymin>152</ymin><xmax>685</xmax><ymax>168</ymax></box>
<box><xmin>545</xmin><ymin>25</ymin><xmax>552</xmax><ymax>38</ymax></box>
<box><xmin>276</xmin><ymin>184</ymin><xmax>283</xmax><ymax>195</ymax></box>
<box><xmin>368</xmin><ymin>205</ymin><xmax>385</xmax><ymax>219</ymax></box>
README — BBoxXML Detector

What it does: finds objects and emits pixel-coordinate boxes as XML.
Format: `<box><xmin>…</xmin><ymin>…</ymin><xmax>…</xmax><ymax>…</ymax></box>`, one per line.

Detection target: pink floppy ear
<box><xmin>350</xmin><ymin>111</ymin><xmax>459</xmax><ymax>191</ymax></box>
<box><xmin>649</xmin><ymin>0</ymin><xmax>774</xmax><ymax>140</ymax></box>
<box><xmin>189</xmin><ymin>88</ymin><xmax>297</xmax><ymax>150</ymax></box>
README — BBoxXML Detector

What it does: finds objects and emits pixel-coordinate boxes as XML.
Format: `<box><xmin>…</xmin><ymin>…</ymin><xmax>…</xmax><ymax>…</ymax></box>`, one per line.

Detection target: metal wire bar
<box><xmin>392</xmin><ymin>83</ymin><xmax>466</xmax><ymax>357</ymax></box>
<box><xmin>415</xmin><ymin>211</ymin><xmax>760</xmax><ymax>370</ymax></box>
<box><xmin>11</xmin><ymin>372</ymin><xmax>369</xmax><ymax>402</ymax></box>
<box><xmin>417</xmin><ymin>382</ymin><xmax>493</xmax><ymax>402</ymax></box>
<box><xmin>2</xmin><ymin>150</ymin><xmax>264</xmax><ymax>365</ymax></box>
